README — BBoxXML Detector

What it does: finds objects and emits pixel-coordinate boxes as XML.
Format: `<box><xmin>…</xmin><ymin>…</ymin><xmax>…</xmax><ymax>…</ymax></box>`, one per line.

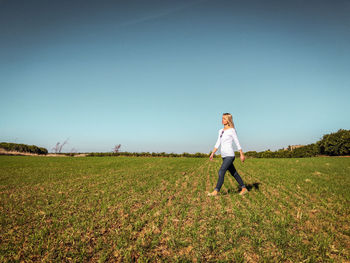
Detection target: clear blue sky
<box><xmin>1</xmin><ymin>0</ymin><xmax>349</xmax><ymax>153</ymax></box>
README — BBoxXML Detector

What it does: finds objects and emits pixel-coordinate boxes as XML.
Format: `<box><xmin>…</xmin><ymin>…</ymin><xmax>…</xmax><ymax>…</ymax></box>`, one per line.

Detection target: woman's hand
<box><xmin>209</xmin><ymin>152</ymin><xmax>214</xmax><ymax>161</ymax></box>
<box><xmin>240</xmin><ymin>152</ymin><xmax>245</xmax><ymax>163</ymax></box>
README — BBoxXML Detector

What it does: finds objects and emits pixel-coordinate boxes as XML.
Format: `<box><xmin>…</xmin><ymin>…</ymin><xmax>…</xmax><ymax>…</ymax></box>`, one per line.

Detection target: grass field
<box><xmin>0</xmin><ymin>156</ymin><xmax>349</xmax><ymax>262</ymax></box>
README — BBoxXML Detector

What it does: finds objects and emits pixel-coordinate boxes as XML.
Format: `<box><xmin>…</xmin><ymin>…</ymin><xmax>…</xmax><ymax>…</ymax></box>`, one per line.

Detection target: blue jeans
<box><xmin>215</xmin><ymin>156</ymin><xmax>246</xmax><ymax>192</ymax></box>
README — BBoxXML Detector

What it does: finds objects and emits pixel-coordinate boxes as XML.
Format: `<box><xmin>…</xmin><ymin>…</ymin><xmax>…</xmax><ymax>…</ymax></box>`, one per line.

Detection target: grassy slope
<box><xmin>0</xmin><ymin>156</ymin><xmax>349</xmax><ymax>262</ymax></box>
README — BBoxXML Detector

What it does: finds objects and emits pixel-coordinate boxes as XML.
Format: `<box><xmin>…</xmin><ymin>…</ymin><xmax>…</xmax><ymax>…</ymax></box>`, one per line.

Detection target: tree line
<box><xmin>1</xmin><ymin>129</ymin><xmax>348</xmax><ymax>158</ymax></box>
<box><xmin>244</xmin><ymin>129</ymin><xmax>349</xmax><ymax>158</ymax></box>
<box><xmin>0</xmin><ymin>142</ymin><xmax>48</xmax><ymax>155</ymax></box>
<box><xmin>86</xmin><ymin>151</ymin><xmax>210</xmax><ymax>158</ymax></box>
<box><xmin>88</xmin><ymin>129</ymin><xmax>350</xmax><ymax>158</ymax></box>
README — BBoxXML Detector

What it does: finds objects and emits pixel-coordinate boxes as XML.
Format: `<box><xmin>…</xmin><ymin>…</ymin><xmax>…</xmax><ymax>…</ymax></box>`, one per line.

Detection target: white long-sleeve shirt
<box><xmin>214</xmin><ymin>128</ymin><xmax>242</xmax><ymax>157</ymax></box>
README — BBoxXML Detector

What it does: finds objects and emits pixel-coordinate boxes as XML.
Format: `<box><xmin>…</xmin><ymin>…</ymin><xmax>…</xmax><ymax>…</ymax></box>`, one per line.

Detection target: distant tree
<box><xmin>52</xmin><ymin>138</ymin><xmax>69</xmax><ymax>153</ymax></box>
<box><xmin>113</xmin><ymin>144</ymin><xmax>121</xmax><ymax>153</ymax></box>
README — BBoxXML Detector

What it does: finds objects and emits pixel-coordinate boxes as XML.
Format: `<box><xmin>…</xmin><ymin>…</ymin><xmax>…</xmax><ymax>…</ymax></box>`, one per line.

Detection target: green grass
<box><xmin>0</xmin><ymin>156</ymin><xmax>349</xmax><ymax>262</ymax></box>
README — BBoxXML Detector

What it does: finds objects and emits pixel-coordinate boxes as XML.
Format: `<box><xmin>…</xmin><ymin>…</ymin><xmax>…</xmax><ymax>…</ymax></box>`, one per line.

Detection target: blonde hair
<box><xmin>223</xmin><ymin>113</ymin><xmax>235</xmax><ymax>129</ymax></box>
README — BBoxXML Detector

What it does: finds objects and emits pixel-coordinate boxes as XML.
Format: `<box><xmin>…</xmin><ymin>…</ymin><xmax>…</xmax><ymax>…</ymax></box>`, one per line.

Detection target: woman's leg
<box><xmin>228</xmin><ymin>160</ymin><xmax>246</xmax><ymax>188</ymax></box>
<box><xmin>214</xmin><ymin>157</ymin><xmax>235</xmax><ymax>192</ymax></box>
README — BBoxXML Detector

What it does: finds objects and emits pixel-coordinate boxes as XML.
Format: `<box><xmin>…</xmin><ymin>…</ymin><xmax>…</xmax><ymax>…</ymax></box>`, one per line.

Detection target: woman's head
<box><xmin>222</xmin><ymin>113</ymin><xmax>235</xmax><ymax>128</ymax></box>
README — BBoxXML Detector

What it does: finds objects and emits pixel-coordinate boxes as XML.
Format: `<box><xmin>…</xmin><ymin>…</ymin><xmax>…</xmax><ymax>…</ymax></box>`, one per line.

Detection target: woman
<box><xmin>208</xmin><ymin>113</ymin><xmax>248</xmax><ymax>196</ymax></box>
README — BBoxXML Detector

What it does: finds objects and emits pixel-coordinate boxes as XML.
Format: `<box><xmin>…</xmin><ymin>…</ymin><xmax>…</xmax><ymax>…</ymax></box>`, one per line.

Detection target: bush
<box><xmin>0</xmin><ymin>142</ymin><xmax>48</xmax><ymax>155</ymax></box>
<box><xmin>316</xmin><ymin>129</ymin><xmax>350</xmax><ymax>156</ymax></box>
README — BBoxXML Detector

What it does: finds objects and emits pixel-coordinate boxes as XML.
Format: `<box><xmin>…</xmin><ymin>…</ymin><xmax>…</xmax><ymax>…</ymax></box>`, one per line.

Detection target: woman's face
<box><xmin>222</xmin><ymin>116</ymin><xmax>228</xmax><ymax>125</ymax></box>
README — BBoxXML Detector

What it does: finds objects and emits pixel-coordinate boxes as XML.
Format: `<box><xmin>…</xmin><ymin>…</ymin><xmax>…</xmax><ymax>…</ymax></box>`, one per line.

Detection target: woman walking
<box><xmin>208</xmin><ymin>113</ymin><xmax>248</xmax><ymax>196</ymax></box>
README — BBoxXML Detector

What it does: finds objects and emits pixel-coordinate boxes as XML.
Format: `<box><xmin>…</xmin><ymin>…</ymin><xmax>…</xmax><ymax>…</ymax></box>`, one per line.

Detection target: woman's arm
<box><xmin>232</xmin><ymin>129</ymin><xmax>245</xmax><ymax>162</ymax></box>
<box><xmin>213</xmin><ymin>130</ymin><xmax>221</xmax><ymax>150</ymax></box>
<box><xmin>231</xmin><ymin>128</ymin><xmax>242</xmax><ymax>151</ymax></box>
